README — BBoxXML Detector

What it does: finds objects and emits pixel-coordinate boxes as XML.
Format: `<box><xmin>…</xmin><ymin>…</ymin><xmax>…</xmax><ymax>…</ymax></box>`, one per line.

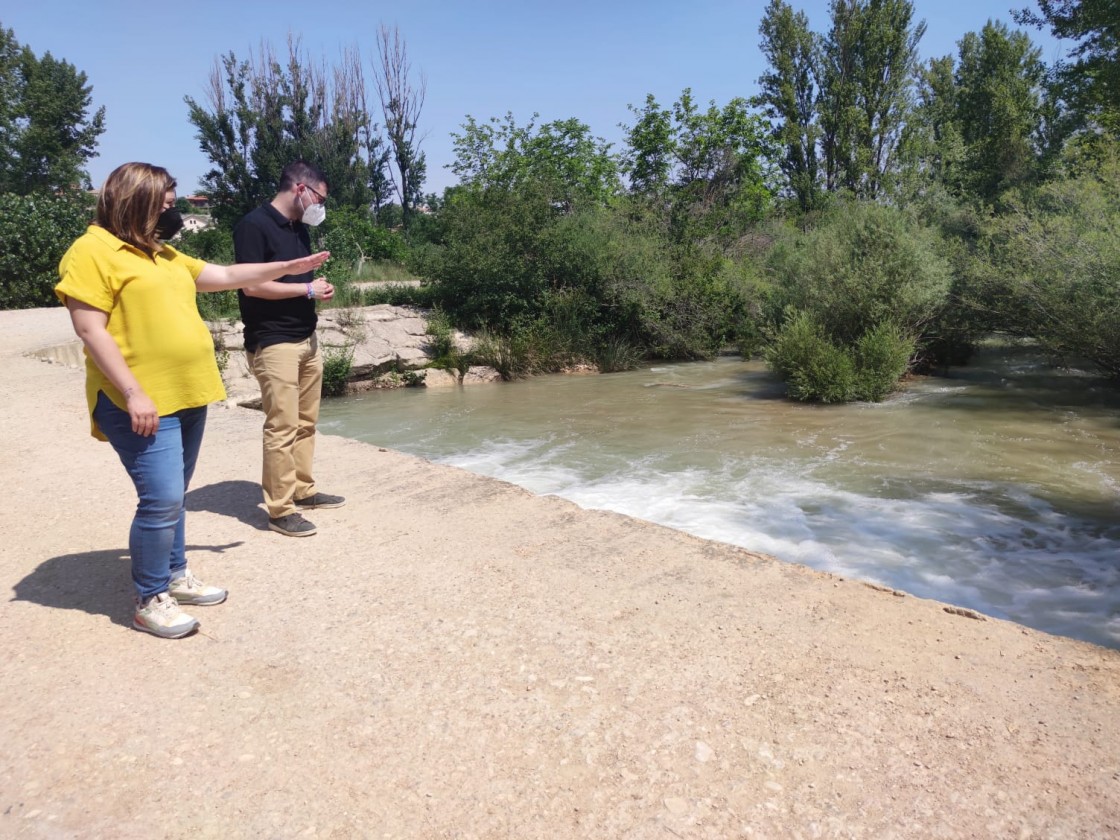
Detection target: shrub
<box><xmin>321</xmin><ymin>345</ymin><xmax>354</xmax><ymax>396</ymax></box>
<box><xmin>315</xmin><ymin>207</ymin><xmax>407</xmax><ymax>285</ymax></box>
<box><xmin>470</xmin><ymin>330</ymin><xmax>534</xmax><ymax>380</ymax></box>
<box><xmin>853</xmin><ymin>322</ymin><xmax>914</xmax><ymax>401</ymax></box>
<box><xmin>0</xmin><ymin>191</ymin><xmax>93</xmax><ymax>309</ymax></box>
<box><xmin>424</xmin><ymin>185</ymin><xmax>556</xmax><ymax>329</ymax></box>
<box><xmin>767</xmin><ymin>312</ymin><xmax>916</xmax><ymax>402</ymax></box>
<box><xmin>764</xmin><ymin>202</ymin><xmax>952</xmax><ymax>346</ymax></box>
<box><xmin>977</xmin><ymin>148</ymin><xmax>1120</xmax><ymax>378</ymax></box>
<box><xmin>176</xmin><ymin>224</ymin><xmax>234</xmax><ymax>264</ymax></box>
<box><xmin>594</xmin><ymin>338</ymin><xmax>642</xmax><ymax>372</ymax></box>
<box><xmin>759</xmin><ymin>202</ymin><xmax>953</xmax><ymax>399</ymax></box>
<box><xmin>767</xmin><ymin>312</ymin><xmax>856</xmax><ymax>402</ymax></box>
<box><xmin>359</xmin><ymin>282</ymin><xmax>435</xmax><ymax>308</ymax></box>
<box><xmin>197</xmin><ymin>289</ymin><xmax>239</xmax><ymax>322</ymax></box>
<box><xmin>425</xmin><ymin>309</ymin><xmax>456</xmax><ymax>359</ymax></box>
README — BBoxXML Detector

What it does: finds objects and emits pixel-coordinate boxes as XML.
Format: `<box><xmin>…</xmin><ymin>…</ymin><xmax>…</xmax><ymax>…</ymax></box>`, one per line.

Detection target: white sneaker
<box><xmin>169</xmin><ymin>569</ymin><xmax>228</xmax><ymax>606</ymax></box>
<box><xmin>133</xmin><ymin>593</ymin><xmax>199</xmax><ymax>639</ymax></box>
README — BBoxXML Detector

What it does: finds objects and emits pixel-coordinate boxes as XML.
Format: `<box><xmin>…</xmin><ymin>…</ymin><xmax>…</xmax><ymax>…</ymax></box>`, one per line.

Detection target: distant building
<box><xmin>180</xmin><ymin>214</ymin><xmax>213</xmax><ymax>235</ymax></box>
<box><xmin>184</xmin><ymin>195</ymin><xmax>210</xmax><ymax>210</ymax></box>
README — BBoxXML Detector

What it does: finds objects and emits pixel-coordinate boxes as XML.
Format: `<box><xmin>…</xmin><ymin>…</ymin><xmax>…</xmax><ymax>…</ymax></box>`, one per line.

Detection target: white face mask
<box><xmin>299</xmin><ymin>191</ymin><xmax>326</xmax><ymax>227</ymax></box>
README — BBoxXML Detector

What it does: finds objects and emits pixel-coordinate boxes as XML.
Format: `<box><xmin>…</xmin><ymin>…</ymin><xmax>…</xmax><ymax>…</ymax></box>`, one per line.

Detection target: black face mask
<box><xmin>155</xmin><ymin>207</ymin><xmax>184</xmax><ymax>240</ymax></box>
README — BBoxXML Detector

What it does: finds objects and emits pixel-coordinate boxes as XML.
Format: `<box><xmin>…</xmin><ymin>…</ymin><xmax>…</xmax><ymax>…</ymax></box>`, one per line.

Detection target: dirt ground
<box><xmin>2</xmin><ymin>306</ymin><xmax>1119</xmax><ymax>839</ymax></box>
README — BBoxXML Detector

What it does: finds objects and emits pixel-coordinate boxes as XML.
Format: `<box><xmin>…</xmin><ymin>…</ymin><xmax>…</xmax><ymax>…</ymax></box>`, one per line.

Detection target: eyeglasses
<box><xmin>301</xmin><ymin>183</ymin><xmax>327</xmax><ymax>205</ymax></box>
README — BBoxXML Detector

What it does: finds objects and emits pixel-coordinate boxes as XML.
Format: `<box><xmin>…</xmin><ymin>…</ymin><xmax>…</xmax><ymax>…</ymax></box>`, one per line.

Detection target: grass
<box><xmin>352</xmin><ymin>260</ymin><xmax>422</xmax><ymax>284</ymax></box>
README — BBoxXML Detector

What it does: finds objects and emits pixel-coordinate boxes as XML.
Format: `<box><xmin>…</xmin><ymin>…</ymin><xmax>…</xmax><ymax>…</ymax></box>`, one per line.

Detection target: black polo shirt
<box><xmin>233</xmin><ymin>203</ymin><xmax>316</xmax><ymax>352</ymax></box>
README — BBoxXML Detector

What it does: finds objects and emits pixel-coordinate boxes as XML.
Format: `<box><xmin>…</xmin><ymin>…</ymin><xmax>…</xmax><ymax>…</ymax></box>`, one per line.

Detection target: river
<box><xmin>319</xmin><ymin>341</ymin><xmax>1120</xmax><ymax>650</ymax></box>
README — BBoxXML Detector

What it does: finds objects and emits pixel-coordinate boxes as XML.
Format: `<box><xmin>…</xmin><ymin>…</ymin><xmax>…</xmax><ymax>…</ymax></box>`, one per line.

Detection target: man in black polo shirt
<box><xmin>233</xmin><ymin>160</ymin><xmax>345</xmax><ymax>537</ymax></box>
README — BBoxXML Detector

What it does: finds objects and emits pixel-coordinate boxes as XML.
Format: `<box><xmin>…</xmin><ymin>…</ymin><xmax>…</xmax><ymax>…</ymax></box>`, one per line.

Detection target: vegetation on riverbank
<box><xmin>2</xmin><ymin>2</ymin><xmax>1117</xmax><ymax>398</ymax></box>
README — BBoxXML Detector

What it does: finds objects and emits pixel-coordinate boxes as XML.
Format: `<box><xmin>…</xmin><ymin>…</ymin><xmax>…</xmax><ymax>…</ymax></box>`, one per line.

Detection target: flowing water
<box><xmin>320</xmin><ymin>342</ymin><xmax>1120</xmax><ymax>650</ymax></box>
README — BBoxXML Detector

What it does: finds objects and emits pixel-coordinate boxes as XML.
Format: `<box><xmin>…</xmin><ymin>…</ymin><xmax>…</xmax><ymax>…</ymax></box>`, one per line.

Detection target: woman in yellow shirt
<box><xmin>56</xmin><ymin>162</ymin><xmax>329</xmax><ymax>639</ymax></box>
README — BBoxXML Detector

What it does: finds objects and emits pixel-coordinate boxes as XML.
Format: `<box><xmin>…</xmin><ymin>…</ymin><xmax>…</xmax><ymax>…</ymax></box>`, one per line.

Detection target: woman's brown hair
<box><xmin>96</xmin><ymin>162</ymin><xmax>177</xmax><ymax>255</ymax></box>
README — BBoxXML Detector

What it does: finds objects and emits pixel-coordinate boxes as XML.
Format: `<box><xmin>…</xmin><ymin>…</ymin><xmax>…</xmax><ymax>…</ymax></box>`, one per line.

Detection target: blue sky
<box><xmin>4</xmin><ymin>1</ymin><xmax>1064</xmax><ymax>196</ymax></box>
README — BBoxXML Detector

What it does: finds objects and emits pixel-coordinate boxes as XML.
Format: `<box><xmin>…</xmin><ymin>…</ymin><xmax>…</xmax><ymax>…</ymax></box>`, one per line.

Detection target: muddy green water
<box><xmin>320</xmin><ymin>342</ymin><xmax>1120</xmax><ymax>649</ymax></box>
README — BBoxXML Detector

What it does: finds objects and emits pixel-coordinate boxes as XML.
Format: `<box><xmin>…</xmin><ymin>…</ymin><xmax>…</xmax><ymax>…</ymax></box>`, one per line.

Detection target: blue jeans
<box><xmin>93</xmin><ymin>391</ymin><xmax>207</xmax><ymax>600</ymax></box>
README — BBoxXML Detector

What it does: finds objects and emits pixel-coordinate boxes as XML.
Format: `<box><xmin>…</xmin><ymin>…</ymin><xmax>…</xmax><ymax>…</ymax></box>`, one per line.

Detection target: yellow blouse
<box><xmin>55</xmin><ymin>225</ymin><xmax>226</xmax><ymax>440</ymax></box>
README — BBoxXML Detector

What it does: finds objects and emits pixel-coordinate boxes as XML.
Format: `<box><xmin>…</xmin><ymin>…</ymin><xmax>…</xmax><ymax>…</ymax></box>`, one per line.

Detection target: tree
<box><xmin>621</xmin><ymin>94</ymin><xmax>674</xmax><ymax>197</ymax></box>
<box><xmin>372</xmin><ymin>24</ymin><xmax>426</xmax><ymax>229</ymax></box>
<box><xmin>0</xmin><ymin>23</ymin><xmax>105</xmax><ymax>194</ymax></box>
<box><xmin>817</xmin><ymin>0</ymin><xmax>925</xmax><ymax>198</ymax></box>
<box><xmin>0</xmin><ymin>191</ymin><xmax>93</xmax><ymax>308</ymax></box>
<box><xmin>955</xmin><ymin>21</ymin><xmax>1046</xmax><ymax>202</ymax></box>
<box><xmin>756</xmin><ymin>0</ymin><xmax>820</xmax><ymax>211</ymax></box>
<box><xmin>900</xmin><ymin>21</ymin><xmax>1049</xmax><ymax>205</ymax></box>
<box><xmin>185</xmin><ymin>37</ymin><xmax>387</xmax><ymax>226</ymax></box>
<box><xmin>897</xmin><ymin>54</ymin><xmax>968</xmax><ymax>197</ymax></box>
<box><xmin>0</xmin><ymin>26</ymin><xmax>20</xmax><ymax>184</ymax></box>
<box><xmin>975</xmin><ymin>145</ymin><xmax>1120</xmax><ymax>379</ymax></box>
<box><xmin>450</xmin><ymin>113</ymin><xmax>621</xmax><ymax>209</ymax></box>
<box><xmin>620</xmin><ymin>89</ymin><xmax>773</xmax><ymax>244</ymax></box>
<box><xmin>671</xmin><ymin>90</ymin><xmax>773</xmax><ymax>234</ymax></box>
<box><xmin>1014</xmin><ymin>0</ymin><xmax>1120</xmax><ymax>130</ymax></box>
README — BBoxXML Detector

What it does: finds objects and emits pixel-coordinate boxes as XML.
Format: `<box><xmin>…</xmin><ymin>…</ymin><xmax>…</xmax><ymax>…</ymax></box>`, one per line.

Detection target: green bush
<box><xmin>176</xmin><ymin>224</ymin><xmax>234</xmax><ymax>264</ymax></box>
<box><xmin>197</xmin><ymin>290</ymin><xmax>239</xmax><ymax>322</ymax></box>
<box><xmin>315</xmin><ymin>207</ymin><xmax>407</xmax><ymax>285</ymax></box>
<box><xmin>766</xmin><ymin>312</ymin><xmax>913</xmax><ymax>402</ymax></box>
<box><xmin>469</xmin><ymin>330</ymin><xmax>535</xmax><ymax>380</ymax></box>
<box><xmin>764</xmin><ymin>202</ymin><xmax>952</xmax><ymax>346</ymax></box>
<box><xmin>418</xmin><ymin>179</ymin><xmax>777</xmax><ymax>366</ymax></box>
<box><xmin>0</xmin><ymin>191</ymin><xmax>93</xmax><ymax>309</ymax></box>
<box><xmin>425</xmin><ymin>309</ymin><xmax>456</xmax><ymax>357</ymax></box>
<box><xmin>321</xmin><ymin>345</ymin><xmax>354</xmax><ymax>396</ymax></box>
<box><xmin>424</xmin><ymin>184</ymin><xmax>557</xmax><ymax>329</ymax></box>
<box><xmin>853</xmin><ymin>322</ymin><xmax>915</xmax><ymax>400</ymax></box>
<box><xmin>977</xmin><ymin>148</ymin><xmax>1120</xmax><ymax>378</ymax></box>
<box><xmin>594</xmin><ymin>338</ymin><xmax>643</xmax><ymax>372</ymax></box>
<box><xmin>424</xmin><ymin>309</ymin><xmax>473</xmax><ymax>375</ymax></box>
<box><xmin>759</xmin><ymin>202</ymin><xmax>952</xmax><ymax>399</ymax></box>
<box><xmin>359</xmin><ymin>282</ymin><xmax>435</xmax><ymax>308</ymax></box>
<box><xmin>766</xmin><ymin>312</ymin><xmax>855</xmax><ymax>402</ymax></box>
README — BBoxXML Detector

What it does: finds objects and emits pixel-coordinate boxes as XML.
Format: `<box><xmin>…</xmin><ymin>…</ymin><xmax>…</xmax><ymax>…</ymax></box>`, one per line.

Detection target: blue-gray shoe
<box><xmin>269</xmin><ymin>512</ymin><xmax>318</xmax><ymax>537</ymax></box>
<box><xmin>294</xmin><ymin>492</ymin><xmax>346</xmax><ymax>510</ymax></box>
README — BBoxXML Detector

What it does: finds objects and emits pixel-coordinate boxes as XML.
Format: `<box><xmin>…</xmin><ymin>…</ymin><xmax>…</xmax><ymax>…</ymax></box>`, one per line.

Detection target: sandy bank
<box><xmin>2</xmin><ymin>306</ymin><xmax>1118</xmax><ymax>838</ymax></box>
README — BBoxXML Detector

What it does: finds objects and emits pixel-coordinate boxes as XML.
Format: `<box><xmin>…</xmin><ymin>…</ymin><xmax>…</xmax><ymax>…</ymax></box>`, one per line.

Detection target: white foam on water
<box><xmin>435</xmin><ymin>440</ymin><xmax>1120</xmax><ymax>649</ymax></box>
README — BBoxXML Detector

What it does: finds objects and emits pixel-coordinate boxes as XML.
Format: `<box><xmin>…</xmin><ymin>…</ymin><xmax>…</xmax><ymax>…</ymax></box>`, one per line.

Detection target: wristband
<box><xmin>306</xmin><ymin>283</ymin><xmax>315</xmax><ymax>300</ymax></box>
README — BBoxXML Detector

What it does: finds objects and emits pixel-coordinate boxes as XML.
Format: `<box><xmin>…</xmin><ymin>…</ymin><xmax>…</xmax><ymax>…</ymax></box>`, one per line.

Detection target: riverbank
<box><xmin>3</xmin><ymin>306</ymin><xmax>1119</xmax><ymax>838</ymax></box>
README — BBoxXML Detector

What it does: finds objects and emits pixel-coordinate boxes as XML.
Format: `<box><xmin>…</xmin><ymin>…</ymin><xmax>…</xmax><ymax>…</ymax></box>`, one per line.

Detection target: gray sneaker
<box><xmin>294</xmin><ymin>492</ymin><xmax>346</xmax><ymax>510</ymax></box>
<box><xmin>134</xmin><ymin>593</ymin><xmax>199</xmax><ymax>639</ymax></box>
<box><xmin>269</xmin><ymin>512</ymin><xmax>318</xmax><ymax>537</ymax></box>
<box><xmin>169</xmin><ymin>569</ymin><xmax>228</xmax><ymax>606</ymax></box>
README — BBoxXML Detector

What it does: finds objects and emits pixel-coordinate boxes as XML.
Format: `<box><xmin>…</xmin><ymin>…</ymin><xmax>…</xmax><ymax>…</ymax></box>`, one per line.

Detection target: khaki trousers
<box><xmin>247</xmin><ymin>335</ymin><xmax>323</xmax><ymax>518</ymax></box>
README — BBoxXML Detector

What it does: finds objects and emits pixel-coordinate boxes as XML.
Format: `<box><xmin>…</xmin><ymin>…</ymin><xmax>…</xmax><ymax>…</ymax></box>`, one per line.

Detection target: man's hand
<box><xmin>311</xmin><ymin>278</ymin><xmax>335</xmax><ymax>300</ymax></box>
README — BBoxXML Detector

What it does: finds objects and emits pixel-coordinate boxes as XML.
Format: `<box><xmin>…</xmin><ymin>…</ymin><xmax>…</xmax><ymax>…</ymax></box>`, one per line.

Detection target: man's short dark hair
<box><xmin>278</xmin><ymin>161</ymin><xmax>328</xmax><ymax>193</ymax></box>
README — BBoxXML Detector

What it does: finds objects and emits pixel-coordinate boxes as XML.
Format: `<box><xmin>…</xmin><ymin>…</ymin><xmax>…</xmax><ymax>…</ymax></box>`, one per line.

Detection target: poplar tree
<box><xmin>756</xmin><ymin>0</ymin><xmax>820</xmax><ymax>211</ymax></box>
<box><xmin>186</xmin><ymin>37</ymin><xmax>389</xmax><ymax>227</ymax></box>
<box><xmin>955</xmin><ymin>21</ymin><xmax>1046</xmax><ymax>201</ymax></box>
<box><xmin>372</xmin><ymin>24</ymin><xmax>426</xmax><ymax>228</ymax></box>
<box><xmin>817</xmin><ymin>0</ymin><xmax>925</xmax><ymax>198</ymax></box>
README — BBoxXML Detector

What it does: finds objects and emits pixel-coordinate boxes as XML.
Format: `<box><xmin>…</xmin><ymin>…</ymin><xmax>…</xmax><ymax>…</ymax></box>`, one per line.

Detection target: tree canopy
<box><xmin>1015</xmin><ymin>0</ymin><xmax>1120</xmax><ymax>130</ymax></box>
<box><xmin>185</xmin><ymin>37</ymin><xmax>391</xmax><ymax>227</ymax></box>
<box><xmin>0</xmin><ymin>23</ymin><xmax>105</xmax><ymax>194</ymax></box>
